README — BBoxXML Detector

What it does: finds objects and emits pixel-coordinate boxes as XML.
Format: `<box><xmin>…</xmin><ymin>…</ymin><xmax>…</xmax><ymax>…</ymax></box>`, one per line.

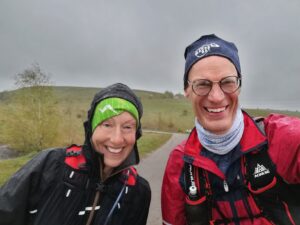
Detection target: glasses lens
<box><xmin>192</xmin><ymin>79</ymin><xmax>212</xmax><ymax>96</ymax></box>
<box><xmin>220</xmin><ymin>76</ymin><xmax>240</xmax><ymax>93</ymax></box>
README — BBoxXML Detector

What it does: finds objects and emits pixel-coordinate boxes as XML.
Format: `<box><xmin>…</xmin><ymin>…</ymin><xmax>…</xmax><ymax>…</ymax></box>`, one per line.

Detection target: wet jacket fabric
<box><xmin>0</xmin><ymin>83</ymin><xmax>151</xmax><ymax>225</ymax></box>
<box><xmin>161</xmin><ymin>112</ymin><xmax>300</xmax><ymax>225</ymax></box>
<box><xmin>0</xmin><ymin>147</ymin><xmax>151</xmax><ymax>225</ymax></box>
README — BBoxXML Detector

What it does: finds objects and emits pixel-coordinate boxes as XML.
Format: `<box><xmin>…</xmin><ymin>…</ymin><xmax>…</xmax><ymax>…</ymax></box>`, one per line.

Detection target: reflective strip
<box><xmin>85</xmin><ymin>206</ymin><xmax>100</xmax><ymax>211</ymax></box>
<box><xmin>78</xmin><ymin>211</ymin><xmax>85</xmax><ymax>216</ymax></box>
<box><xmin>118</xmin><ymin>203</ymin><xmax>120</xmax><ymax>209</ymax></box>
<box><xmin>125</xmin><ymin>186</ymin><xmax>128</xmax><ymax>194</ymax></box>
<box><xmin>66</xmin><ymin>189</ymin><xmax>71</xmax><ymax>197</ymax></box>
<box><xmin>162</xmin><ymin>220</ymin><xmax>173</xmax><ymax>225</ymax></box>
<box><xmin>223</xmin><ymin>180</ymin><xmax>229</xmax><ymax>192</ymax></box>
<box><xmin>29</xmin><ymin>209</ymin><xmax>38</xmax><ymax>214</ymax></box>
<box><xmin>78</xmin><ymin>206</ymin><xmax>100</xmax><ymax>216</ymax></box>
<box><xmin>69</xmin><ymin>171</ymin><xmax>74</xmax><ymax>178</ymax></box>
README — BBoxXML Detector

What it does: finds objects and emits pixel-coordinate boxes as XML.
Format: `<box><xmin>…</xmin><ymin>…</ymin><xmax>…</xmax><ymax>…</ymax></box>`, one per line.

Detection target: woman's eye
<box><xmin>124</xmin><ymin>125</ymin><xmax>133</xmax><ymax>130</ymax></box>
<box><xmin>123</xmin><ymin>124</ymin><xmax>136</xmax><ymax>131</ymax></box>
<box><xmin>101</xmin><ymin>123</ymin><xmax>111</xmax><ymax>128</ymax></box>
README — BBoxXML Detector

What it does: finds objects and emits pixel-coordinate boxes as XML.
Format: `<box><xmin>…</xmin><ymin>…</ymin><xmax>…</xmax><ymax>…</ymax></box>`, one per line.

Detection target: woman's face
<box><xmin>91</xmin><ymin>111</ymin><xmax>137</xmax><ymax>174</ymax></box>
<box><xmin>185</xmin><ymin>56</ymin><xmax>240</xmax><ymax>134</ymax></box>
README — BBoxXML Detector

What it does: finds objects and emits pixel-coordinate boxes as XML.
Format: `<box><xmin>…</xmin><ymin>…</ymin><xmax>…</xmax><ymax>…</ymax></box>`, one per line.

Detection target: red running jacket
<box><xmin>161</xmin><ymin>112</ymin><xmax>300</xmax><ymax>225</ymax></box>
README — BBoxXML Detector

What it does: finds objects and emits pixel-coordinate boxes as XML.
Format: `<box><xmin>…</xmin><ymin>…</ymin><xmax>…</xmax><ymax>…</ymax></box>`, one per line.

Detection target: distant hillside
<box><xmin>1</xmin><ymin>86</ymin><xmax>299</xmax><ymax>145</ymax></box>
<box><xmin>0</xmin><ymin>86</ymin><xmax>190</xmax><ymax>149</ymax></box>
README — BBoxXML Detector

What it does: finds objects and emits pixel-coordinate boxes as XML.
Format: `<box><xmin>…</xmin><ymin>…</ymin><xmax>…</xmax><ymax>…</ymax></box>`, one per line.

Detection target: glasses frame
<box><xmin>187</xmin><ymin>76</ymin><xmax>241</xmax><ymax>96</ymax></box>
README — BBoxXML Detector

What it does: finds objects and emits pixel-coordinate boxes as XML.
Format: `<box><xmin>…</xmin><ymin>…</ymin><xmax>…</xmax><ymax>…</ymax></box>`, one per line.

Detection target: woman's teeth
<box><xmin>107</xmin><ymin>147</ymin><xmax>122</xmax><ymax>153</ymax></box>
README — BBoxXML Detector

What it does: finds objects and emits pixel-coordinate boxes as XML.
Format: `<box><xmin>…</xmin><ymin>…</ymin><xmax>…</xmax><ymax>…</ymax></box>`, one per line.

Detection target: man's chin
<box><xmin>204</xmin><ymin>121</ymin><xmax>231</xmax><ymax>135</ymax></box>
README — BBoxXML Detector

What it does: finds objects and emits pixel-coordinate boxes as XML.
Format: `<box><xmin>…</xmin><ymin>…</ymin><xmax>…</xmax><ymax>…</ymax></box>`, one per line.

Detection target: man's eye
<box><xmin>195</xmin><ymin>80</ymin><xmax>211</xmax><ymax>88</ymax></box>
<box><xmin>222</xmin><ymin>79</ymin><xmax>235</xmax><ymax>85</ymax></box>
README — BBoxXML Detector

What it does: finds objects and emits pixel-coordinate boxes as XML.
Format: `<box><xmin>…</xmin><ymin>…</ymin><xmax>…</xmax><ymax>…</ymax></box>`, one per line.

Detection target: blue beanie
<box><xmin>183</xmin><ymin>34</ymin><xmax>241</xmax><ymax>89</ymax></box>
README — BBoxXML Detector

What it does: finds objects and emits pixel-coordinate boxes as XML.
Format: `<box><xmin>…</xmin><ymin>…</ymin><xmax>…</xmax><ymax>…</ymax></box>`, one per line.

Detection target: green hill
<box><xmin>1</xmin><ymin>86</ymin><xmax>300</xmax><ymax>186</ymax></box>
<box><xmin>1</xmin><ymin>86</ymin><xmax>300</xmax><ymax>148</ymax></box>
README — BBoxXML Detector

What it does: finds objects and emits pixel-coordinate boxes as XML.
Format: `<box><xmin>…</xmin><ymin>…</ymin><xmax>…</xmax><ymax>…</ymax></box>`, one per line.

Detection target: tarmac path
<box><xmin>137</xmin><ymin>133</ymin><xmax>188</xmax><ymax>225</ymax></box>
<box><xmin>0</xmin><ymin>145</ymin><xmax>18</xmax><ymax>159</ymax></box>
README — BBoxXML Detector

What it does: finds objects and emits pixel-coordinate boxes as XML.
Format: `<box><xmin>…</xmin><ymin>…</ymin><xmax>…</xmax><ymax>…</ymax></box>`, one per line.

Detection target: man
<box><xmin>161</xmin><ymin>34</ymin><xmax>300</xmax><ymax>225</ymax></box>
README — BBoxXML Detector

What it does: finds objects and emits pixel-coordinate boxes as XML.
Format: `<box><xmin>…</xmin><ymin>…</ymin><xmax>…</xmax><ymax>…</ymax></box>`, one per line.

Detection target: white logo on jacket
<box><xmin>253</xmin><ymin>163</ymin><xmax>270</xmax><ymax>178</ymax></box>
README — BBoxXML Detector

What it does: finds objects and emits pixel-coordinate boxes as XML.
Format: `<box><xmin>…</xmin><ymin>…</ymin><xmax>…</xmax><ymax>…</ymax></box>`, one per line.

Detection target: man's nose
<box><xmin>207</xmin><ymin>83</ymin><xmax>225</xmax><ymax>102</ymax></box>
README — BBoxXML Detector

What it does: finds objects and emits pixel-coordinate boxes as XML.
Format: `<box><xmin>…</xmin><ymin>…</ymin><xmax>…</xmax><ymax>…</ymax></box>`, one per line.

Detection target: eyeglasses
<box><xmin>188</xmin><ymin>76</ymin><xmax>241</xmax><ymax>96</ymax></box>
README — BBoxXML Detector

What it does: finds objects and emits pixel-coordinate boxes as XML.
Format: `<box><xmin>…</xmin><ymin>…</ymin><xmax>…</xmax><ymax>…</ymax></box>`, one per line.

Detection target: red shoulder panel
<box><xmin>65</xmin><ymin>145</ymin><xmax>86</xmax><ymax>169</ymax></box>
<box><xmin>125</xmin><ymin>167</ymin><xmax>137</xmax><ymax>186</ymax></box>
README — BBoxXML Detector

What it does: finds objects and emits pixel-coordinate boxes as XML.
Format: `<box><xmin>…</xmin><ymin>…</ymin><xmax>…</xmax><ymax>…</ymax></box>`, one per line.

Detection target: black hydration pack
<box><xmin>183</xmin><ymin>119</ymin><xmax>300</xmax><ymax>225</ymax></box>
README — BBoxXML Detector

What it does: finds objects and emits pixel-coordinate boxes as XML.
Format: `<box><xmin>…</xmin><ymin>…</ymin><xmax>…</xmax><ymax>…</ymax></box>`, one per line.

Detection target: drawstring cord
<box><xmin>85</xmin><ymin>190</ymin><xmax>100</xmax><ymax>225</ymax></box>
<box><xmin>85</xmin><ymin>169</ymin><xmax>130</xmax><ymax>225</ymax></box>
<box><xmin>103</xmin><ymin>169</ymin><xmax>130</xmax><ymax>225</ymax></box>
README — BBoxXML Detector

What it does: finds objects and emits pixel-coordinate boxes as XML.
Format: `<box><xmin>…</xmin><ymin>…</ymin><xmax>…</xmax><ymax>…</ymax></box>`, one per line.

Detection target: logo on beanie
<box><xmin>195</xmin><ymin>43</ymin><xmax>220</xmax><ymax>58</ymax></box>
<box><xmin>99</xmin><ymin>104</ymin><xmax>117</xmax><ymax>114</ymax></box>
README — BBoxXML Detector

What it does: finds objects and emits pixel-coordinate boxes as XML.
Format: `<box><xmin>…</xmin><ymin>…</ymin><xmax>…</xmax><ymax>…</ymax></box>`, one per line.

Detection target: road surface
<box><xmin>0</xmin><ymin>145</ymin><xmax>18</xmax><ymax>159</ymax></box>
<box><xmin>137</xmin><ymin>133</ymin><xmax>188</xmax><ymax>225</ymax></box>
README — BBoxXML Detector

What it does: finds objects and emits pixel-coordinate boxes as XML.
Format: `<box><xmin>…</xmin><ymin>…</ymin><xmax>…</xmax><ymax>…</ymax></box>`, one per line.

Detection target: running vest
<box><xmin>183</xmin><ymin>119</ymin><xmax>299</xmax><ymax>225</ymax></box>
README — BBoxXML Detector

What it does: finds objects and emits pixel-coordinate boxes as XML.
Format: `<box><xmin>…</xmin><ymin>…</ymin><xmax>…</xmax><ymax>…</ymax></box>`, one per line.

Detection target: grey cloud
<box><xmin>1</xmin><ymin>0</ymin><xmax>300</xmax><ymax>109</ymax></box>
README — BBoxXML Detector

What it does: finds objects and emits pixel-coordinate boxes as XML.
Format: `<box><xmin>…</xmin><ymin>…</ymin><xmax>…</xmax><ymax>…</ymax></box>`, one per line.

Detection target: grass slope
<box><xmin>0</xmin><ymin>86</ymin><xmax>299</xmax><ymax>185</ymax></box>
<box><xmin>0</xmin><ymin>132</ymin><xmax>171</xmax><ymax>186</ymax></box>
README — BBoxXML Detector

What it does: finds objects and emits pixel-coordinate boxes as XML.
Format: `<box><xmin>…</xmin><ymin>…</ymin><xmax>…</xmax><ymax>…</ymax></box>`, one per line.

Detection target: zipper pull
<box><xmin>223</xmin><ymin>180</ymin><xmax>229</xmax><ymax>192</ymax></box>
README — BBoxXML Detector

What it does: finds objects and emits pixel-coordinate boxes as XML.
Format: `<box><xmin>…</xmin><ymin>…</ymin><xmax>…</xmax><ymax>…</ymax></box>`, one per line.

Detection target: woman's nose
<box><xmin>110</xmin><ymin>127</ymin><xmax>125</xmax><ymax>145</ymax></box>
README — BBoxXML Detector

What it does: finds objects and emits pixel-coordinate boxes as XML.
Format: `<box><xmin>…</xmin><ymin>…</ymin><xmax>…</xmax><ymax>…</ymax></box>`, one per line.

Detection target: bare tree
<box><xmin>14</xmin><ymin>63</ymin><xmax>52</xmax><ymax>88</ymax></box>
<box><xmin>4</xmin><ymin>63</ymin><xmax>59</xmax><ymax>153</ymax></box>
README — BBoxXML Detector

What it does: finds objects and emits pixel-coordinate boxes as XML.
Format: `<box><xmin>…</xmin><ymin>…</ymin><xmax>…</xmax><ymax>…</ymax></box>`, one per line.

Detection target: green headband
<box><xmin>92</xmin><ymin>97</ymin><xmax>139</xmax><ymax>131</ymax></box>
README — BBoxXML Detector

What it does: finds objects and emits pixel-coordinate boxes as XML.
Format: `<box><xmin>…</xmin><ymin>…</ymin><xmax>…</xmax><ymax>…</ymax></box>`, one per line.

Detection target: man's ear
<box><xmin>184</xmin><ymin>88</ymin><xmax>191</xmax><ymax>99</ymax></box>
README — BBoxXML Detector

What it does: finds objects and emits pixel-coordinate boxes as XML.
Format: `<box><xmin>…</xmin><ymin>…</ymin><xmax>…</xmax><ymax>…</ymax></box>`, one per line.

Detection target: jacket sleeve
<box><xmin>161</xmin><ymin>143</ymin><xmax>187</xmax><ymax>225</ymax></box>
<box><xmin>265</xmin><ymin>114</ymin><xmax>300</xmax><ymax>184</ymax></box>
<box><xmin>0</xmin><ymin>148</ymin><xmax>64</xmax><ymax>225</ymax></box>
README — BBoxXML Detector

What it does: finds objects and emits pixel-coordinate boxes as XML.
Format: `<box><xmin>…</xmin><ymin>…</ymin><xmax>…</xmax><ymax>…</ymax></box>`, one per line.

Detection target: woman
<box><xmin>0</xmin><ymin>83</ymin><xmax>151</xmax><ymax>225</ymax></box>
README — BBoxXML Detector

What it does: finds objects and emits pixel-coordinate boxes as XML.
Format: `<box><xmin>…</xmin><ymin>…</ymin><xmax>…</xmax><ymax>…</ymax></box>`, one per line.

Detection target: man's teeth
<box><xmin>107</xmin><ymin>147</ymin><xmax>122</xmax><ymax>153</ymax></box>
<box><xmin>207</xmin><ymin>107</ymin><xmax>226</xmax><ymax>113</ymax></box>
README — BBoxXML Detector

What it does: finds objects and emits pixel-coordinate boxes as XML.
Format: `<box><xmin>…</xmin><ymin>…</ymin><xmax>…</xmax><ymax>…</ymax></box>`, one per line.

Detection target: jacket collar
<box><xmin>183</xmin><ymin>110</ymin><xmax>267</xmax><ymax>178</ymax></box>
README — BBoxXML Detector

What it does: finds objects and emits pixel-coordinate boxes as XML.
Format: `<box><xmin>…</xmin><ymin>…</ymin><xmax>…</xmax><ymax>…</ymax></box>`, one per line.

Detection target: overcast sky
<box><xmin>1</xmin><ymin>0</ymin><xmax>300</xmax><ymax>110</ymax></box>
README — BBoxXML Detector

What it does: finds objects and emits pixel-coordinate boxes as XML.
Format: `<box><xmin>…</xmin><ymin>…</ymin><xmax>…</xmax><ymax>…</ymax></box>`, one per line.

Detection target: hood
<box><xmin>82</xmin><ymin>83</ymin><xmax>143</xmax><ymax>178</ymax></box>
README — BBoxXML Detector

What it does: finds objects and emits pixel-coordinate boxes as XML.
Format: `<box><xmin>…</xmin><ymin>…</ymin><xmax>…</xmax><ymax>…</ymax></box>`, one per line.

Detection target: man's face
<box><xmin>185</xmin><ymin>56</ymin><xmax>240</xmax><ymax>134</ymax></box>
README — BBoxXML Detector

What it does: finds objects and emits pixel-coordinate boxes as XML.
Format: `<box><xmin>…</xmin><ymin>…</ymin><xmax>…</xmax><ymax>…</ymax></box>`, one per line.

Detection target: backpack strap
<box><xmin>253</xmin><ymin>116</ymin><xmax>265</xmax><ymax>135</ymax></box>
<box><xmin>122</xmin><ymin>166</ymin><xmax>137</xmax><ymax>186</ymax></box>
<box><xmin>183</xmin><ymin>162</ymin><xmax>212</xmax><ymax>225</ymax></box>
<box><xmin>65</xmin><ymin>144</ymin><xmax>86</xmax><ymax>169</ymax></box>
<box><xmin>245</xmin><ymin>117</ymin><xmax>277</xmax><ymax>192</ymax></box>
<box><xmin>245</xmin><ymin>146</ymin><xmax>277</xmax><ymax>193</ymax></box>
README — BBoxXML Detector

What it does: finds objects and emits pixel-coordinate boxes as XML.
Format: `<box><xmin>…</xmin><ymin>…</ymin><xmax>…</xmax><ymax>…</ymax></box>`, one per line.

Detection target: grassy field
<box><xmin>0</xmin><ymin>86</ymin><xmax>300</xmax><ymax>185</ymax></box>
<box><xmin>2</xmin><ymin>86</ymin><xmax>299</xmax><ymax>146</ymax></box>
<box><xmin>0</xmin><ymin>132</ymin><xmax>171</xmax><ymax>186</ymax></box>
<box><xmin>0</xmin><ymin>152</ymin><xmax>35</xmax><ymax>186</ymax></box>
